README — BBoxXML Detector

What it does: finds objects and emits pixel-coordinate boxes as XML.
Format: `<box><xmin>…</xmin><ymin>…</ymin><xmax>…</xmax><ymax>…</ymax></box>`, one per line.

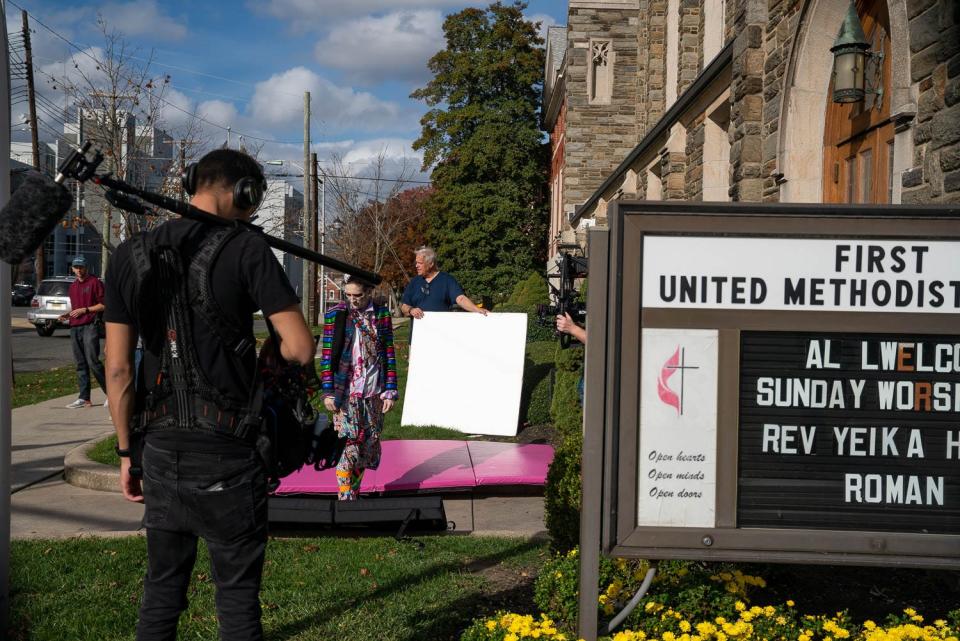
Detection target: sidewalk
<box><xmin>11</xmin><ymin>391</ymin><xmax>145</xmax><ymax>539</ymax></box>
<box><xmin>10</xmin><ymin>392</ymin><xmax>547</xmax><ymax>540</ymax></box>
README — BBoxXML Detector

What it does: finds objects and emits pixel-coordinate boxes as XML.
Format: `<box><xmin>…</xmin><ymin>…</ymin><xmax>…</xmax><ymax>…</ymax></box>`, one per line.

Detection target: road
<box><xmin>9</xmin><ymin>305</ymin><xmax>75</xmax><ymax>372</ymax></box>
<box><xmin>8</xmin><ymin>305</ymin><xmax>269</xmax><ymax>373</ymax></box>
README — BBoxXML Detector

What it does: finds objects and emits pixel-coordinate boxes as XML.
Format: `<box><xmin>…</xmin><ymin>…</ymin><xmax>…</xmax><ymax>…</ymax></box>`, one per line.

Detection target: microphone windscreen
<box><xmin>0</xmin><ymin>171</ymin><xmax>74</xmax><ymax>265</ymax></box>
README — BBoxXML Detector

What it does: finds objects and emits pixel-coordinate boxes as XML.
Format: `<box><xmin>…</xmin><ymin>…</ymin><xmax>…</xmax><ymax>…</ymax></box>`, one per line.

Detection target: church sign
<box><xmin>580</xmin><ymin>201</ymin><xmax>960</xmax><ymax>575</ymax></box>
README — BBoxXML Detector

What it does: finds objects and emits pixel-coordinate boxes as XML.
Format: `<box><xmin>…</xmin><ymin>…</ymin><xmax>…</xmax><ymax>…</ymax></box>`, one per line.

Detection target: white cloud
<box><xmin>252</xmin><ymin>0</ymin><xmax>470</xmax><ymax>30</ymax></box>
<box><xmin>249</xmin><ymin>67</ymin><xmax>405</xmax><ymax>132</ymax></box>
<box><xmin>261</xmin><ymin>138</ymin><xmax>428</xmax><ymax>185</ymax></box>
<box><xmin>526</xmin><ymin>12</ymin><xmax>558</xmax><ymax>42</ymax></box>
<box><xmin>98</xmin><ymin>0</ymin><xmax>187</xmax><ymax>41</ymax></box>
<box><xmin>314</xmin><ymin>10</ymin><xmax>443</xmax><ymax>85</ymax></box>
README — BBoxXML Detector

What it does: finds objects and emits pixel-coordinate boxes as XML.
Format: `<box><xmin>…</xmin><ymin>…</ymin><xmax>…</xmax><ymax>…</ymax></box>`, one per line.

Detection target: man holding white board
<box><xmin>399</xmin><ymin>246</ymin><xmax>488</xmax><ymax>318</ymax></box>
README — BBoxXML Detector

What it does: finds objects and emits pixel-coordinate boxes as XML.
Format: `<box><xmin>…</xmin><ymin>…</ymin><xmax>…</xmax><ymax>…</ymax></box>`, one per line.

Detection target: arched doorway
<box><xmin>822</xmin><ymin>0</ymin><xmax>894</xmax><ymax>204</ymax></box>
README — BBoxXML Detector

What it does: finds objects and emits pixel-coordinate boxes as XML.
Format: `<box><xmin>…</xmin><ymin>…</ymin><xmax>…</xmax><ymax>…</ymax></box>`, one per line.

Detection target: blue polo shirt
<box><xmin>401</xmin><ymin>272</ymin><xmax>465</xmax><ymax>312</ymax></box>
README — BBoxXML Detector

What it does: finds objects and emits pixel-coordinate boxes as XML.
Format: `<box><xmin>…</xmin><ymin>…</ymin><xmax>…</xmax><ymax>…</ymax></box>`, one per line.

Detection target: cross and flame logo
<box><xmin>657</xmin><ymin>345</ymin><xmax>698</xmax><ymax>416</ymax></box>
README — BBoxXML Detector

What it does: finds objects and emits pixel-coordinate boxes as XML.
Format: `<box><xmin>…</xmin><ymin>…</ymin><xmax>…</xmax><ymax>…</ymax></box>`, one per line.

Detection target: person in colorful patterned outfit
<box><xmin>320</xmin><ymin>277</ymin><xmax>399</xmax><ymax>500</ymax></box>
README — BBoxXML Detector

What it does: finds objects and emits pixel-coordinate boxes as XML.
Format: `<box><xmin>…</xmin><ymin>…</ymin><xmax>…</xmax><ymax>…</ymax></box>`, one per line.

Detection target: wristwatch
<box><xmin>115</xmin><ymin>445</ymin><xmax>131</xmax><ymax>458</ymax></box>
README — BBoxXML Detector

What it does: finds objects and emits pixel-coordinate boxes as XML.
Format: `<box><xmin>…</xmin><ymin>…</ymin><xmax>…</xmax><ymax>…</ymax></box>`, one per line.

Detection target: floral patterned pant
<box><xmin>333</xmin><ymin>396</ymin><xmax>384</xmax><ymax>500</ymax></box>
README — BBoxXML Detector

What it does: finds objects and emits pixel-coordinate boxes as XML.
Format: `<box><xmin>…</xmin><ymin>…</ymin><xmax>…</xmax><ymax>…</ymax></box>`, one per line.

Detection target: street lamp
<box><xmin>830</xmin><ymin>0</ymin><xmax>882</xmax><ymax>105</ymax></box>
<box><xmin>264</xmin><ymin>159</ymin><xmax>326</xmax><ymax>321</ymax></box>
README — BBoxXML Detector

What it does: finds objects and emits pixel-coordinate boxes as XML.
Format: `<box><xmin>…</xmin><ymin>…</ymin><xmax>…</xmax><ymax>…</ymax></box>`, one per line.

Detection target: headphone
<box><xmin>181</xmin><ymin>163</ymin><xmax>267</xmax><ymax>212</ymax></box>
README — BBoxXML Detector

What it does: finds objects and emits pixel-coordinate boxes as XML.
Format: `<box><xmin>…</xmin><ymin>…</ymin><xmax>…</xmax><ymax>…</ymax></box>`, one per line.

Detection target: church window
<box><xmin>588</xmin><ymin>39</ymin><xmax>613</xmax><ymax>104</ymax></box>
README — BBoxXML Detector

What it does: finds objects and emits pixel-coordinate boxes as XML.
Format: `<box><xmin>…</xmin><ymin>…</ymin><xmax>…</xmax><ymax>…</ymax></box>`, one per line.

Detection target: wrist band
<box><xmin>115</xmin><ymin>445</ymin><xmax>131</xmax><ymax>458</ymax></box>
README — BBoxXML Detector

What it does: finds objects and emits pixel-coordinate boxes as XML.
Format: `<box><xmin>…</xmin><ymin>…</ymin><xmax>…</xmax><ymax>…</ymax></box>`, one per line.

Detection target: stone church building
<box><xmin>543</xmin><ymin>0</ymin><xmax>959</xmax><ymax>259</ymax></box>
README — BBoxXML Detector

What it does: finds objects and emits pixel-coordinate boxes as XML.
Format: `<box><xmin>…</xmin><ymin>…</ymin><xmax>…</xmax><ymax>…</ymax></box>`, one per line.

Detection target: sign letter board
<box><xmin>738</xmin><ymin>331</ymin><xmax>960</xmax><ymax>534</ymax></box>
<box><xmin>586</xmin><ymin>201</ymin><xmax>960</xmax><ymax>571</ymax></box>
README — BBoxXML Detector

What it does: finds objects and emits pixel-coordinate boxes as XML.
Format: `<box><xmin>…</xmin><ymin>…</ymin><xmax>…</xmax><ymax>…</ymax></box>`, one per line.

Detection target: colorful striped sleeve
<box><xmin>377</xmin><ymin>306</ymin><xmax>398</xmax><ymax>400</ymax></box>
<box><xmin>320</xmin><ymin>306</ymin><xmax>338</xmax><ymax>397</ymax></box>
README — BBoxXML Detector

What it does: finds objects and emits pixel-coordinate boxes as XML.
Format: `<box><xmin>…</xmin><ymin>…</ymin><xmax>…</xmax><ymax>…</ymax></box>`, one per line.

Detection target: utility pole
<box><xmin>315</xmin><ymin>154</ymin><xmax>326</xmax><ymax>323</ymax></box>
<box><xmin>310</xmin><ymin>152</ymin><xmax>319</xmax><ymax>324</ymax></box>
<box><xmin>22</xmin><ymin>10</ymin><xmax>44</xmax><ymax>282</ymax></box>
<box><xmin>2</xmin><ymin>1</ymin><xmax>14</xmax><ymax>628</ymax></box>
<box><xmin>302</xmin><ymin>91</ymin><xmax>312</xmax><ymax>319</ymax></box>
<box><xmin>179</xmin><ymin>139</ymin><xmax>186</xmax><ymax>201</ymax></box>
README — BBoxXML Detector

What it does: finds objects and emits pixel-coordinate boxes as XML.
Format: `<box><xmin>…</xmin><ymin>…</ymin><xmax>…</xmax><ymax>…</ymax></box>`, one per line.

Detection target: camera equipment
<box><xmin>537</xmin><ymin>252</ymin><xmax>589</xmax><ymax>348</ymax></box>
<box><xmin>56</xmin><ymin>142</ymin><xmax>381</xmax><ymax>285</ymax></box>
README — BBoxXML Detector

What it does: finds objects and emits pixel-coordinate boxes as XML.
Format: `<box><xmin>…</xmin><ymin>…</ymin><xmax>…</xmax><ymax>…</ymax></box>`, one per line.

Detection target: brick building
<box><xmin>543</xmin><ymin>0</ymin><xmax>959</xmax><ymax>254</ymax></box>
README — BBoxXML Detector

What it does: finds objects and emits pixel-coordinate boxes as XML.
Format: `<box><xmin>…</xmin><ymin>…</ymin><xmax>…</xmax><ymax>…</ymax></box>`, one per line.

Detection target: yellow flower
<box><xmin>505</xmin><ymin>634</ymin><xmax>518</xmax><ymax>641</ymax></box>
<box><xmin>555</xmin><ymin>571</ymin><xmax>564</xmax><ymax>579</ymax></box>
<box><xmin>486</xmin><ymin>620</ymin><xmax>497</xmax><ymax>631</ymax></box>
<box><xmin>680</xmin><ymin>621</ymin><xmax>692</xmax><ymax>633</ymax></box>
<box><xmin>786</xmin><ymin>600</ymin><xmax>795</xmax><ymax>608</ymax></box>
<box><xmin>736</xmin><ymin>602</ymin><xmax>747</xmax><ymax>612</ymax></box>
<box><xmin>663</xmin><ymin>632</ymin><xmax>676</xmax><ymax>641</ymax></box>
<box><xmin>864</xmin><ymin>621</ymin><xmax>877</xmax><ymax>631</ymax></box>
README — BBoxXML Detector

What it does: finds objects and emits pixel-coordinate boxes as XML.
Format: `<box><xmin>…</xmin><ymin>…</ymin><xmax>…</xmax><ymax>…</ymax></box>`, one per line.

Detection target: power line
<box><xmin>267</xmin><ymin>171</ymin><xmax>431</xmax><ymax>185</ymax></box>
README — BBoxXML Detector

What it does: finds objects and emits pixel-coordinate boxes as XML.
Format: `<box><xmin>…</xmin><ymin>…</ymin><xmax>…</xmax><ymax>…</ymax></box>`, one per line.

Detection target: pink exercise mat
<box><xmin>273</xmin><ymin>440</ymin><xmax>555</xmax><ymax>496</ymax></box>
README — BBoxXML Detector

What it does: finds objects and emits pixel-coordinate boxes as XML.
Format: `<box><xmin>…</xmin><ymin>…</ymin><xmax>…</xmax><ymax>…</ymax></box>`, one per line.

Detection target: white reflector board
<box><xmin>401</xmin><ymin>312</ymin><xmax>527</xmax><ymax>436</ymax></box>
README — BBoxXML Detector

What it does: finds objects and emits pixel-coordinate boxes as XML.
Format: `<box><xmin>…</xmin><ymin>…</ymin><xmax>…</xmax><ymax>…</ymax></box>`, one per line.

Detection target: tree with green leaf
<box><xmin>411</xmin><ymin>1</ymin><xmax>549</xmax><ymax>304</ymax></box>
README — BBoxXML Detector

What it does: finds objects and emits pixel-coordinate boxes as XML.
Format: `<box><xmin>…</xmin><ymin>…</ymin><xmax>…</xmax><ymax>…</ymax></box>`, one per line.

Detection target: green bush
<box><xmin>498</xmin><ymin>303</ymin><xmax>556</xmax><ymax>343</ymax></box>
<box><xmin>543</xmin><ymin>432</ymin><xmax>583</xmax><ymax>553</ymax></box>
<box><xmin>499</xmin><ymin>272</ymin><xmax>554</xmax><ymax>343</ymax></box>
<box><xmin>544</xmin><ymin>343</ymin><xmax>584</xmax><ymax>552</ymax></box>
<box><xmin>506</xmin><ymin>272</ymin><xmax>550</xmax><ymax>307</ymax></box>
<box><xmin>518</xmin><ymin>341</ymin><xmax>557</xmax><ymax>427</ymax></box>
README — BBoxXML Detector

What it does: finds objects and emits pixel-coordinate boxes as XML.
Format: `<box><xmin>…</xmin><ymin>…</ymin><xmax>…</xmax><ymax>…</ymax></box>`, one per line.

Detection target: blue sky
<box><xmin>7</xmin><ymin>0</ymin><xmax>565</xmax><ymax>181</ymax></box>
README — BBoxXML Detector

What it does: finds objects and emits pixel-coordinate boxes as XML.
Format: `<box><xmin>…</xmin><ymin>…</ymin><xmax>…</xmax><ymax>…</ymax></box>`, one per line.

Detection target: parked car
<box><xmin>11</xmin><ymin>283</ymin><xmax>35</xmax><ymax>306</ymax></box>
<box><xmin>27</xmin><ymin>276</ymin><xmax>74</xmax><ymax>336</ymax></box>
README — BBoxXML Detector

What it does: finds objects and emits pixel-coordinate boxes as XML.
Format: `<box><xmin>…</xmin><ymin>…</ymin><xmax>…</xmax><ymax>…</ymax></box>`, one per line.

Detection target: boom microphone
<box><xmin>0</xmin><ymin>171</ymin><xmax>73</xmax><ymax>265</ymax></box>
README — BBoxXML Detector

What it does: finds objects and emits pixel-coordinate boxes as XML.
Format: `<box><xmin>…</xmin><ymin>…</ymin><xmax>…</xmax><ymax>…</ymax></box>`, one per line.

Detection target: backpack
<box><xmin>128</xmin><ymin>224</ymin><xmax>315</xmax><ymax>487</ymax></box>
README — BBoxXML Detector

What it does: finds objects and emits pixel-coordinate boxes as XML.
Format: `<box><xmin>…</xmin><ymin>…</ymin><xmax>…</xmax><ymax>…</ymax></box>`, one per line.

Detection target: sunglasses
<box><xmin>420</xmin><ymin>284</ymin><xmax>430</xmax><ymax>296</ymax></box>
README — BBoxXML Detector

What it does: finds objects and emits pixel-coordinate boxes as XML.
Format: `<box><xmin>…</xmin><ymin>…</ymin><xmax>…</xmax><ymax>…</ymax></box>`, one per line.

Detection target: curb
<box><xmin>64</xmin><ymin>430</ymin><xmax>121</xmax><ymax>493</ymax></box>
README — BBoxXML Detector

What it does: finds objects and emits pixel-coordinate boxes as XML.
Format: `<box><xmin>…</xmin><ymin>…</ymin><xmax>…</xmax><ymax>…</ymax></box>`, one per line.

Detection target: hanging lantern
<box><xmin>830</xmin><ymin>1</ymin><xmax>871</xmax><ymax>104</ymax></box>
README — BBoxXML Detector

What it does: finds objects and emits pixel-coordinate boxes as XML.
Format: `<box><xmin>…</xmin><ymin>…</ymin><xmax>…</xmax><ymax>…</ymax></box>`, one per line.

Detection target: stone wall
<box><xmin>563</xmin><ymin>2</ymin><xmax>642</xmax><ymax>214</ymax></box>
<box><xmin>760</xmin><ymin>0</ymin><xmax>801</xmax><ymax>202</ymax></box>
<box><xmin>902</xmin><ymin>0</ymin><xmax>960</xmax><ymax>203</ymax></box>
<box><xmin>641</xmin><ymin>0</ymin><xmax>669</xmax><ymax>130</ymax></box>
<box><xmin>686</xmin><ymin>112</ymin><xmax>707</xmax><ymax>199</ymax></box>
<box><xmin>679</xmin><ymin>0</ymin><xmax>703</xmax><ymax>95</ymax></box>
<box><xmin>728</xmin><ymin>0</ymin><xmax>767</xmax><ymax>201</ymax></box>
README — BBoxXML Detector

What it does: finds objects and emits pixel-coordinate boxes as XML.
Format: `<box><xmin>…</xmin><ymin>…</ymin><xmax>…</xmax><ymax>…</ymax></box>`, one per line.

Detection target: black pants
<box><xmin>70</xmin><ymin>323</ymin><xmax>106</xmax><ymax>401</ymax></box>
<box><xmin>138</xmin><ymin>442</ymin><xmax>268</xmax><ymax>641</ymax></box>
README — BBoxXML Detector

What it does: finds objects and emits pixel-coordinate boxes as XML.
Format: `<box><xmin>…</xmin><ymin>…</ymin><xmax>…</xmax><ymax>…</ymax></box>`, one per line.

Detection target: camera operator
<box><xmin>555</xmin><ymin>312</ymin><xmax>586</xmax><ymax>344</ymax></box>
<box><xmin>104</xmin><ymin>149</ymin><xmax>315</xmax><ymax>641</ymax></box>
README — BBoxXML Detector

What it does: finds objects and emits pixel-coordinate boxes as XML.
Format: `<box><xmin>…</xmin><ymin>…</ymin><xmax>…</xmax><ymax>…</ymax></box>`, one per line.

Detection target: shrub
<box><xmin>518</xmin><ymin>341</ymin><xmax>557</xmax><ymax>427</ymax></box>
<box><xmin>506</xmin><ymin>272</ymin><xmax>551</xmax><ymax>307</ymax></box>
<box><xmin>544</xmin><ymin>341</ymin><xmax>585</xmax><ymax>552</ymax></box>
<box><xmin>500</xmin><ymin>272</ymin><xmax>554</xmax><ymax>343</ymax></box>
<box><xmin>498</xmin><ymin>303</ymin><xmax>556</xmax><ymax>343</ymax></box>
<box><xmin>543</xmin><ymin>429</ymin><xmax>582</xmax><ymax>553</ymax></box>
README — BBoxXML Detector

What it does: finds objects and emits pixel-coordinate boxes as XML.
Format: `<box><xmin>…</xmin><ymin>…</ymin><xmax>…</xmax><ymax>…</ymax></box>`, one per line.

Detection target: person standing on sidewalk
<box><xmin>62</xmin><ymin>255</ymin><xmax>107</xmax><ymax>409</ymax></box>
<box><xmin>103</xmin><ymin>149</ymin><xmax>315</xmax><ymax>641</ymax></box>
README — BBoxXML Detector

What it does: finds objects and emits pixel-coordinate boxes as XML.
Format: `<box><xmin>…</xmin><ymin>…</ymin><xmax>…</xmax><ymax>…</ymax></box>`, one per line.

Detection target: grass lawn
<box><xmin>11</xmin><ymin>365</ymin><xmax>91</xmax><ymax>409</ymax></box>
<box><xmin>9</xmin><ymin>535</ymin><xmax>548</xmax><ymax>641</ymax></box>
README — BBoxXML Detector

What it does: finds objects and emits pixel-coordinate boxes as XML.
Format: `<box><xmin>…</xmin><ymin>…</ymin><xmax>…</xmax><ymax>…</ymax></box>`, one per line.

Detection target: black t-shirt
<box><xmin>105</xmin><ymin>218</ymin><xmax>300</xmax><ymax>452</ymax></box>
